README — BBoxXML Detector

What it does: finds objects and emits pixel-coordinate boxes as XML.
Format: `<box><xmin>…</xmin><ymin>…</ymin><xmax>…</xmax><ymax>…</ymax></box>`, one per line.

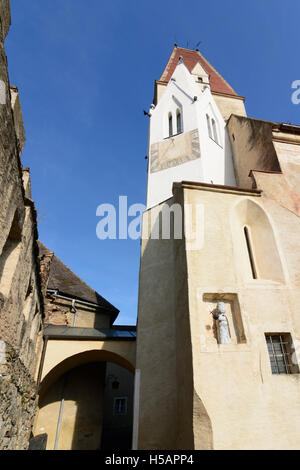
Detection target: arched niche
<box><xmin>231</xmin><ymin>199</ymin><xmax>285</xmax><ymax>283</ymax></box>
<box><xmin>0</xmin><ymin>209</ymin><xmax>22</xmax><ymax>297</ymax></box>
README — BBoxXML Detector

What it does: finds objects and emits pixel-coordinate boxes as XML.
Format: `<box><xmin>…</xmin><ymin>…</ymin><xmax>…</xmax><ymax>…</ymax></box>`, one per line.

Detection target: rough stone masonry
<box><xmin>0</xmin><ymin>0</ymin><xmax>45</xmax><ymax>450</ymax></box>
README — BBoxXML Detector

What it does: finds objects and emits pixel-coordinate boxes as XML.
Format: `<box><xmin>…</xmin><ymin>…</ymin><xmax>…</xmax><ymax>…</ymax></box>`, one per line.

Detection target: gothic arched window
<box><xmin>243</xmin><ymin>226</ymin><xmax>257</xmax><ymax>279</ymax></box>
<box><xmin>212</xmin><ymin>118</ymin><xmax>218</xmax><ymax>144</ymax></box>
<box><xmin>233</xmin><ymin>199</ymin><xmax>285</xmax><ymax>283</ymax></box>
<box><xmin>206</xmin><ymin>114</ymin><xmax>212</xmax><ymax>139</ymax></box>
<box><xmin>168</xmin><ymin>113</ymin><xmax>173</xmax><ymax>137</ymax></box>
<box><xmin>176</xmin><ymin>109</ymin><xmax>182</xmax><ymax>134</ymax></box>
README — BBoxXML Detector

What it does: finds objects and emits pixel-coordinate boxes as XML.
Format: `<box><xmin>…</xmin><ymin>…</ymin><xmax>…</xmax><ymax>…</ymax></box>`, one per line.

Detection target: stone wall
<box><xmin>0</xmin><ymin>0</ymin><xmax>44</xmax><ymax>450</ymax></box>
<box><xmin>0</xmin><ymin>343</ymin><xmax>37</xmax><ymax>450</ymax></box>
<box><xmin>0</xmin><ymin>0</ymin><xmax>11</xmax><ymax>40</ymax></box>
<box><xmin>137</xmin><ymin>179</ymin><xmax>300</xmax><ymax>449</ymax></box>
<box><xmin>227</xmin><ymin>115</ymin><xmax>281</xmax><ymax>189</ymax></box>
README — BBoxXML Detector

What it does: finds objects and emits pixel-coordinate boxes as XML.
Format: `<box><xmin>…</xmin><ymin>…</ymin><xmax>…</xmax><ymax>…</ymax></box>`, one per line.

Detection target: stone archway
<box><xmin>35</xmin><ymin>350</ymin><xmax>135</xmax><ymax>450</ymax></box>
<box><xmin>39</xmin><ymin>349</ymin><xmax>135</xmax><ymax>398</ymax></box>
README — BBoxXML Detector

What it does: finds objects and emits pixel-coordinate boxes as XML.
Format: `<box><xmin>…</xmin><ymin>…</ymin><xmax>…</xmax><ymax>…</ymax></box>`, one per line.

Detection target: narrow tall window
<box><xmin>265</xmin><ymin>334</ymin><xmax>299</xmax><ymax>374</ymax></box>
<box><xmin>113</xmin><ymin>397</ymin><xmax>128</xmax><ymax>416</ymax></box>
<box><xmin>168</xmin><ymin>113</ymin><xmax>173</xmax><ymax>137</ymax></box>
<box><xmin>176</xmin><ymin>110</ymin><xmax>182</xmax><ymax>134</ymax></box>
<box><xmin>206</xmin><ymin>114</ymin><xmax>212</xmax><ymax>139</ymax></box>
<box><xmin>244</xmin><ymin>226</ymin><xmax>257</xmax><ymax>279</ymax></box>
<box><xmin>212</xmin><ymin>118</ymin><xmax>218</xmax><ymax>144</ymax></box>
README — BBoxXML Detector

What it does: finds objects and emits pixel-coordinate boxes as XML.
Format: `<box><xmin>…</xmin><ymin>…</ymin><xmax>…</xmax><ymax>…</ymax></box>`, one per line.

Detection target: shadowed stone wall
<box><xmin>0</xmin><ymin>0</ymin><xmax>45</xmax><ymax>450</ymax></box>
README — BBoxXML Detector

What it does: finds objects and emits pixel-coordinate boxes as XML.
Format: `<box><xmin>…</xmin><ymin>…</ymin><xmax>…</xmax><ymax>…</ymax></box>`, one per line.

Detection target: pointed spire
<box><xmin>160</xmin><ymin>46</ymin><xmax>238</xmax><ymax>97</ymax></box>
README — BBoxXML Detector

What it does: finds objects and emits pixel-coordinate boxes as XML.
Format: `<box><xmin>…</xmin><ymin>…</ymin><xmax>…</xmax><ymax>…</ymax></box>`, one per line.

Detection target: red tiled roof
<box><xmin>160</xmin><ymin>47</ymin><xmax>238</xmax><ymax>97</ymax></box>
<box><xmin>38</xmin><ymin>241</ymin><xmax>119</xmax><ymax>315</ymax></box>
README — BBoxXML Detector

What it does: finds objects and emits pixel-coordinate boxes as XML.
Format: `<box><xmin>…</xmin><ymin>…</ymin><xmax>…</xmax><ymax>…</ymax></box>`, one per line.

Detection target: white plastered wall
<box><xmin>146</xmin><ymin>60</ymin><xmax>236</xmax><ymax>208</ymax></box>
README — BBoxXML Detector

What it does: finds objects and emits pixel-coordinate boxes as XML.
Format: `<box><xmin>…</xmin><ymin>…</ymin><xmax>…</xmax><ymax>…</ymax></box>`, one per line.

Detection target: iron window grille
<box><xmin>265</xmin><ymin>333</ymin><xmax>299</xmax><ymax>375</ymax></box>
<box><xmin>113</xmin><ymin>397</ymin><xmax>128</xmax><ymax>416</ymax></box>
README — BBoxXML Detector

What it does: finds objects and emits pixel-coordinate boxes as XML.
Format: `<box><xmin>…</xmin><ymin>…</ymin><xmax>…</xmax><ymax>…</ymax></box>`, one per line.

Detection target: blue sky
<box><xmin>5</xmin><ymin>0</ymin><xmax>300</xmax><ymax>325</ymax></box>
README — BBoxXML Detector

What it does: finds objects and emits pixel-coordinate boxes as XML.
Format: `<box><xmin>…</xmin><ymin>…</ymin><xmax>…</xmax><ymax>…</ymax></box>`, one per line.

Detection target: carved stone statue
<box><xmin>213</xmin><ymin>301</ymin><xmax>231</xmax><ymax>344</ymax></box>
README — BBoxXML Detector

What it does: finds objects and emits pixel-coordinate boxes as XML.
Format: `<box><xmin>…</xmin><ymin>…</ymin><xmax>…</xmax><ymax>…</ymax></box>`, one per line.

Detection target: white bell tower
<box><xmin>146</xmin><ymin>49</ymin><xmax>239</xmax><ymax>209</ymax></box>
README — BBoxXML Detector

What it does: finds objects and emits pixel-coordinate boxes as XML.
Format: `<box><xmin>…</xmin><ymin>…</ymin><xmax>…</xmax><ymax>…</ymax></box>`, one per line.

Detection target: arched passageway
<box><xmin>35</xmin><ymin>350</ymin><xmax>134</xmax><ymax>450</ymax></box>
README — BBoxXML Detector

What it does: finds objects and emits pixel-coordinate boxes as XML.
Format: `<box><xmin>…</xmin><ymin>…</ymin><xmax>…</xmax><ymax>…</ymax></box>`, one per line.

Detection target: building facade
<box><xmin>33</xmin><ymin>243</ymin><xmax>136</xmax><ymax>450</ymax></box>
<box><xmin>136</xmin><ymin>46</ymin><xmax>300</xmax><ymax>450</ymax></box>
<box><xmin>1</xmin><ymin>0</ymin><xmax>300</xmax><ymax>450</ymax></box>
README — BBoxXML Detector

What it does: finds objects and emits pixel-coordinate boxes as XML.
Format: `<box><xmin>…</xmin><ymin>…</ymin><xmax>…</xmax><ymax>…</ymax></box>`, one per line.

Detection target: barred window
<box><xmin>265</xmin><ymin>334</ymin><xmax>299</xmax><ymax>375</ymax></box>
<box><xmin>113</xmin><ymin>397</ymin><xmax>127</xmax><ymax>416</ymax></box>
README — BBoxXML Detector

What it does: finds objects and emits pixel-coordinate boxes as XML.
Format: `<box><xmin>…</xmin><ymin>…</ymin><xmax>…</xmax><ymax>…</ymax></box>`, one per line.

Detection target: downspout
<box><xmin>145</xmin><ymin>104</ymin><xmax>154</xmax><ymax>207</ymax></box>
<box><xmin>71</xmin><ymin>299</ymin><xmax>77</xmax><ymax>327</ymax></box>
<box><xmin>47</xmin><ymin>289</ymin><xmax>113</xmax><ymax>311</ymax></box>
<box><xmin>132</xmin><ymin>369</ymin><xmax>141</xmax><ymax>450</ymax></box>
<box><xmin>53</xmin><ymin>373</ymin><xmax>69</xmax><ymax>450</ymax></box>
<box><xmin>37</xmin><ymin>336</ymin><xmax>48</xmax><ymax>390</ymax></box>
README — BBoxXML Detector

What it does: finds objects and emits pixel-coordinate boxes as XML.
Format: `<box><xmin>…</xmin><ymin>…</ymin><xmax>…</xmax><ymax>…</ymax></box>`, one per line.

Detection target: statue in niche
<box><xmin>212</xmin><ymin>301</ymin><xmax>231</xmax><ymax>344</ymax></box>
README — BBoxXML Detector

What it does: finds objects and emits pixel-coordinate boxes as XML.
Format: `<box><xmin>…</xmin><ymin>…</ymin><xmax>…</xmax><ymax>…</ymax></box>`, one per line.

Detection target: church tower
<box><xmin>136</xmin><ymin>46</ymin><xmax>300</xmax><ymax>450</ymax></box>
<box><xmin>146</xmin><ymin>45</ymin><xmax>247</xmax><ymax>208</ymax></box>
